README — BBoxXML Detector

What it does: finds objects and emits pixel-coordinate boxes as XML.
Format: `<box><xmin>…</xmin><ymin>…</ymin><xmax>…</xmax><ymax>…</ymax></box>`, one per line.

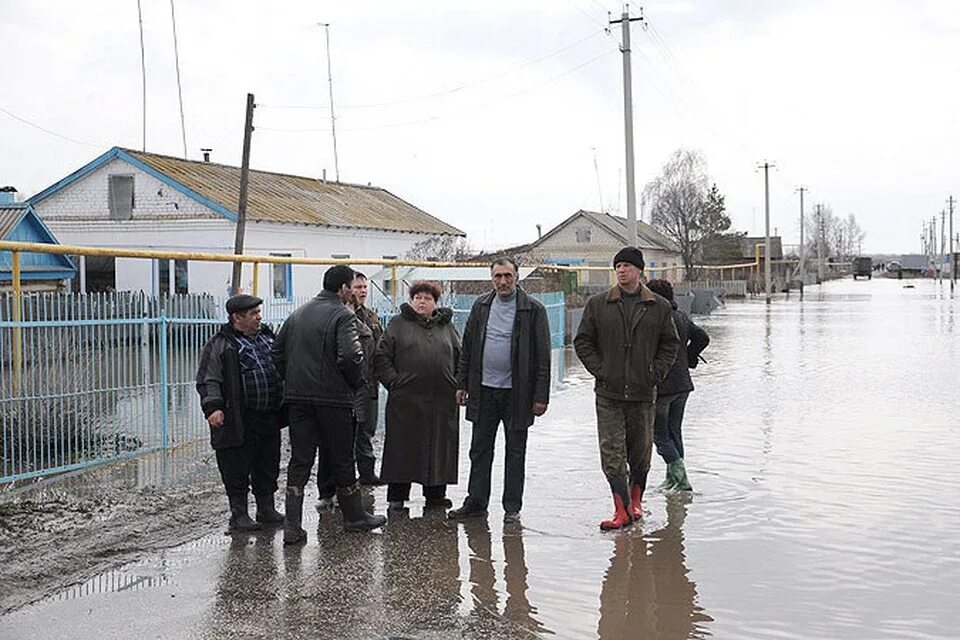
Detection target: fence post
<box><xmin>159</xmin><ymin>305</ymin><xmax>169</xmax><ymax>449</ymax></box>
<box><xmin>12</xmin><ymin>251</ymin><xmax>23</xmax><ymax>394</ymax></box>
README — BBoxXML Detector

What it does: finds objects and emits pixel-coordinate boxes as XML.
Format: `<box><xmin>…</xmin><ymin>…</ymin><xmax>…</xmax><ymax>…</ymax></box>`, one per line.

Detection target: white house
<box><xmin>28</xmin><ymin>147</ymin><xmax>464</xmax><ymax>299</ymax></box>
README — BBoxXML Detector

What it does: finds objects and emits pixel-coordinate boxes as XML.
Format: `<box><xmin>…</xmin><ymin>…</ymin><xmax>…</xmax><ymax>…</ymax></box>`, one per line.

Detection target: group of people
<box><xmin>196</xmin><ymin>246</ymin><xmax>708</xmax><ymax>544</ymax></box>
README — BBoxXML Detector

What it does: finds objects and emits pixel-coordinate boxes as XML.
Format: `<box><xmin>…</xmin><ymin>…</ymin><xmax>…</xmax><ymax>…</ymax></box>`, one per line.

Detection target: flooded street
<box><xmin>3</xmin><ymin>277</ymin><xmax>959</xmax><ymax>639</ymax></box>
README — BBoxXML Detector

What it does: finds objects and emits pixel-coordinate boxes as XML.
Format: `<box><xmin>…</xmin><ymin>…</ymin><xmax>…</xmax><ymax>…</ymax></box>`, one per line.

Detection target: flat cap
<box><xmin>225</xmin><ymin>294</ymin><xmax>263</xmax><ymax>315</ymax></box>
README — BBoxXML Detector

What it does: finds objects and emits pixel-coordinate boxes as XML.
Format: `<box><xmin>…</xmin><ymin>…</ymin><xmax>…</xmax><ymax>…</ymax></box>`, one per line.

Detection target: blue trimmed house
<box><xmin>28</xmin><ymin>147</ymin><xmax>463</xmax><ymax>298</ymax></box>
<box><xmin>0</xmin><ymin>194</ymin><xmax>75</xmax><ymax>291</ymax></box>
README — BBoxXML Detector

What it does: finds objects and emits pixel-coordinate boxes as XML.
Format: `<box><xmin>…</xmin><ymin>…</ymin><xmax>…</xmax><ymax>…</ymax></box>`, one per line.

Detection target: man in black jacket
<box><xmin>449</xmin><ymin>258</ymin><xmax>551</xmax><ymax>524</ymax></box>
<box><xmin>272</xmin><ymin>265</ymin><xmax>386</xmax><ymax>545</ymax></box>
<box><xmin>196</xmin><ymin>294</ymin><xmax>285</xmax><ymax>533</ymax></box>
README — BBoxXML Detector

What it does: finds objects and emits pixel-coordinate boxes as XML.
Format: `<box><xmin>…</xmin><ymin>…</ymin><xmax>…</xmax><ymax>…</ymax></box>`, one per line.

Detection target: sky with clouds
<box><xmin>3</xmin><ymin>0</ymin><xmax>959</xmax><ymax>253</ymax></box>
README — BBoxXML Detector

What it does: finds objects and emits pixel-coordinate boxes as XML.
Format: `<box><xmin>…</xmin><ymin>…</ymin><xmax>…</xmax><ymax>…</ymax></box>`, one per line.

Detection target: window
<box><xmin>271</xmin><ymin>253</ymin><xmax>292</xmax><ymax>300</ymax></box>
<box><xmin>382</xmin><ymin>255</ymin><xmax>398</xmax><ymax>298</ymax></box>
<box><xmin>158</xmin><ymin>259</ymin><xmax>170</xmax><ymax>296</ymax></box>
<box><xmin>108</xmin><ymin>175</ymin><xmax>134</xmax><ymax>220</ymax></box>
<box><xmin>575</xmin><ymin>227</ymin><xmax>591</xmax><ymax>243</ymax></box>
<box><xmin>174</xmin><ymin>260</ymin><xmax>188</xmax><ymax>294</ymax></box>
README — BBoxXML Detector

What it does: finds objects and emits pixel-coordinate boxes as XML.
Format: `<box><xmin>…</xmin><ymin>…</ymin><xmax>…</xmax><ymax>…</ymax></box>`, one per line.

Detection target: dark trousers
<box><xmin>286</xmin><ymin>403</ymin><xmax>356</xmax><ymax>490</ymax></box>
<box><xmin>215</xmin><ymin>409</ymin><xmax>280</xmax><ymax>499</ymax></box>
<box><xmin>387</xmin><ymin>483</ymin><xmax>447</xmax><ymax>502</ymax></box>
<box><xmin>316</xmin><ymin>396</ymin><xmax>378</xmax><ymax>497</ymax></box>
<box><xmin>654</xmin><ymin>392</ymin><xmax>689</xmax><ymax>464</ymax></box>
<box><xmin>355</xmin><ymin>395</ymin><xmax>379</xmax><ymax>465</ymax></box>
<box><xmin>465</xmin><ymin>386</ymin><xmax>529</xmax><ymax>514</ymax></box>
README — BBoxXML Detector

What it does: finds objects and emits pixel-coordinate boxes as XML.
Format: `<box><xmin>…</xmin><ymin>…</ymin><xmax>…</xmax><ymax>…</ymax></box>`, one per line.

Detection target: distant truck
<box><xmin>853</xmin><ymin>256</ymin><xmax>873</xmax><ymax>280</ymax></box>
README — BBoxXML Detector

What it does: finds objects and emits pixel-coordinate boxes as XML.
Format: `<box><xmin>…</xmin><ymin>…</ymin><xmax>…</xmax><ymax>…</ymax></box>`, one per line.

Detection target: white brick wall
<box><xmin>35</xmin><ymin>157</ymin><xmax>219</xmax><ymax>221</ymax></box>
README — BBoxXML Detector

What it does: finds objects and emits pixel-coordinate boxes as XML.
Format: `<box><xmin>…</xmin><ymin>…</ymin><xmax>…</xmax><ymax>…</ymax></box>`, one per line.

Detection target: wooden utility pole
<box><xmin>758</xmin><ymin>161</ymin><xmax>775</xmax><ymax>302</ymax></box>
<box><xmin>611</xmin><ymin>6</ymin><xmax>644</xmax><ymax>246</ymax></box>
<box><xmin>950</xmin><ymin>195</ymin><xmax>955</xmax><ymax>290</ymax></box>
<box><xmin>797</xmin><ymin>186</ymin><xmax>807</xmax><ymax>298</ymax></box>
<box><xmin>231</xmin><ymin>93</ymin><xmax>255</xmax><ymax>294</ymax></box>
<box><xmin>815</xmin><ymin>204</ymin><xmax>824</xmax><ymax>284</ymax></box>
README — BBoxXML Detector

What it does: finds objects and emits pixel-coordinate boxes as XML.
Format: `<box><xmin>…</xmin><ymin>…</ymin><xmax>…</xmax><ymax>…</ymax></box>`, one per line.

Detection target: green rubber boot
<box><xmin>672</xmin><ymin>459</ymin><xmax>693</xmax><ymax>492</ymax></box>
<box><xmin>658</xmin><ymin>461</ymin><xmax>681</xmax><ymax>492</ymax></box>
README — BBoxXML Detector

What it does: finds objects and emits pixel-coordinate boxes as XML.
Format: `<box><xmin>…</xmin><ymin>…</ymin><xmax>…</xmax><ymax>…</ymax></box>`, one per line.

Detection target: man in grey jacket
<box><xmin>272</xmin><ymin>265</ymin><xmax>386</xmax><ymax>545</ymax></box>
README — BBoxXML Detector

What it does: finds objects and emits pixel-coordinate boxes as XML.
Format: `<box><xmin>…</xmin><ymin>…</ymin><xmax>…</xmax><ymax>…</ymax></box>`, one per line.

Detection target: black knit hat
<box><xmin>613</xmin><ymin>246</ymin><xmax>645</xmax><ymax>271</ymax></box>
<box><xmin>225</xmin><ymin>294</ymin><xmax>262</xmax><ymax>315</ymax></box>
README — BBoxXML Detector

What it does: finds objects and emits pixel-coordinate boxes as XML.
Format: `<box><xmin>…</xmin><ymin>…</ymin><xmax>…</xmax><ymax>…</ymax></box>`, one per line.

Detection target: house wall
<box><xmin>35</xmin><ymin>157</ymin><xmax>220</xmax><ymax>221</ymax></box>
<box><xmin>43</xmin><ymin>217</ymin><xmax>439</xmax><ymax>297</ymax></box>
<box><xmin>519</xmin><ymin>217</ymin><xmax>684</xmax><ymax>283</ymax></box>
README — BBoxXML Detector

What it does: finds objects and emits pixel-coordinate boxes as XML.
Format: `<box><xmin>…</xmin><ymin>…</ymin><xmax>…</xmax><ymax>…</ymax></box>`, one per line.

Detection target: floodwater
<box><xmin>3</xmin><ymin>277</ymin><xmax>959</xmax><ymax>639</ymax></box>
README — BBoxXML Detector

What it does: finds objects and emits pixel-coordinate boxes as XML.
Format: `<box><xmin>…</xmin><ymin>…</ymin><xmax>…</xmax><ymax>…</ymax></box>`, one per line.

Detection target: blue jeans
<box><xmin>654</xmin><ymin>392</ymin><xmax>689</xmax><ymax>464</ymax></box>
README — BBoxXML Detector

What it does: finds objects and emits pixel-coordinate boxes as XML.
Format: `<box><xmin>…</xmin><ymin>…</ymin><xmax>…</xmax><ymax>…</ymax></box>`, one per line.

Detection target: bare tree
<box><xmin>643</xmin><ymin>149</ymin><xmax>731</xmax><ymax>277</ymax></box>
<box><xmin>404</xmin><ymin>235</ymin><xmax>470</xmax><ymax>262</ymax></box>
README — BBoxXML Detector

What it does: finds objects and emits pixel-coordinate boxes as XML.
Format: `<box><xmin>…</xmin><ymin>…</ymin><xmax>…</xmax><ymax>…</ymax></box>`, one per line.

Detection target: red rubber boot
<box><xmin>600</xmin><ymin>492</ymin><xmax>632</xmax><ymax>531</ymax></box>
<box><xmin>629</xmin><ymin>484</ymin><xmax>643</xmax><ymax>521</ymax></box>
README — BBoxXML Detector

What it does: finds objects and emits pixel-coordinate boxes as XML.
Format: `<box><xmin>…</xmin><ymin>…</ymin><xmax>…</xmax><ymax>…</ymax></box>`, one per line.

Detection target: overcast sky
<box><xmin>3</xmin><ymin>0</ymin><xmax>960</xmax><ymax>254</ymax></box>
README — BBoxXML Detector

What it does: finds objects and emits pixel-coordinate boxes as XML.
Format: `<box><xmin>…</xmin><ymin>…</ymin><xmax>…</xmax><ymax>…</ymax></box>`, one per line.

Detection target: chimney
<box><xmin>200</xmin><ymin>148</ymin><xmax>212</xmax><ymax>163</ymax></box>
<box><xmin>536</xmin><ymin>224</ymin><xmax>542</xmax><ymax>239</ymax></box>
<box><xmin>0</xmin><ymin>186</ymin><xmax>17</xmax><ymax>205</ymax></box>
<box><xmin>322</xmin><ymin>169</ymin><xmax>327</xmax><ymax>183</ymax></box>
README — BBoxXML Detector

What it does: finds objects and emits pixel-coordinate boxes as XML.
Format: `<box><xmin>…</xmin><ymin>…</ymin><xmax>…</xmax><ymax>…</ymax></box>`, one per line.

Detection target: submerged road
<box><xmin>2</xmin><ymin>278</ymin><xmax>959</xmax><ymax>639</ymax></box>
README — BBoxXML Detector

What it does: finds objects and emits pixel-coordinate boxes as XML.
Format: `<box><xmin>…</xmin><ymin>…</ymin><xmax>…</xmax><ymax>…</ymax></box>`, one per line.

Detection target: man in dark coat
<box><xmin>448</xmin><ymin>258</ymin><xmax>551</xmax><ymax>524</ymax></box>
<box><xmin>574</xmin><ymin>247</ymin><xmax>680</xmax><ymax>530</ymax></box>
<box><xmin>351</xmin><ymin>272</ymin><xmax>385</xmax><ymax>485</ymax></box>
<box><xmin>196</xmin><ymin>294</ymin><xmax>285</xmax><ymax>533</ymax></box>
<box><xmin>272</xmin><ymin>265</ymin><xmax>386</xmax><ymax>545</ymax></box>
<box><xmin>646</xmin><ymin>279</ymin><xmax>710</xmax><ymax>492</ymax></box>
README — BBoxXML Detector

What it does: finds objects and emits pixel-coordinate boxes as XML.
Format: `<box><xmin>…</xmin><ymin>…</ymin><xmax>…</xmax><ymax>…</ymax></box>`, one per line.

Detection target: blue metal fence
<box><xmin>0</xmin><ymin>289</ymin><xmax>565</xmax><ymax>484</ymax></box>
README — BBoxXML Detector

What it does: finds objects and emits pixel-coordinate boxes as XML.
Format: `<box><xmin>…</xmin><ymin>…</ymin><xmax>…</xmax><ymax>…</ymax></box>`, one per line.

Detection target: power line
<box><xmin>259</xmin><ymin>28</ymin><xmax>606</xmax><ymax>111</ymax></box>
<box><xmin>259</xmin><ymin>48</ymin><xmax>617</xmax><ymax>134</ymax></box>
<box><xmin>0</xmin><ymin>104</ymin><xmax>104</xmax><ymax>148</ymax></box>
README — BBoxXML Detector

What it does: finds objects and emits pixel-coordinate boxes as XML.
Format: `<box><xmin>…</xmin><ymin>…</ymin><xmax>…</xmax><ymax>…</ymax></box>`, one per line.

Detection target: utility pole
<box><xmin>758</xmin><ymin>161</ymin><xmax>774</xmax><ymax>302</ymax></box>
<box><xmin>797</xmin><ymin>186</ymin><xmax>807</xmax><ymax>298</ymax></box>
<box><xmin>815</xmin><ymin>204</ymin><xmax>824</xmax><ymax>284</ymax></box>
<box><xmin>170</xmin><ymin>0</ymin><xmax>188</xmax><ymax>158</ymax></box>
<box><xmin>231</xmin><ymin>93</ymin><xmax>255</xmax><ymax>294</ymax></box>
<box><xmin>322</xmin><ymin>23</ymin><xmax>340</xmax><ymax>182</ymax></box>
<box><xmin>941</xmin><ymin>209</ymin><xmax>947</xmax><ymax>284</ymax></box>
<box><xmin>950</xmin><ymin>195</ymin><xmax>956</xmax><ymax>289</ymax></box>
<box><xmin>136</xmin><ymin>0</ymin><xmax>147</xmax><ymax>151</ymax></box>
<box><xmin>611</xmin><ymin>6</ymin><xmax>644</xmax><ymax>246</ymax></box>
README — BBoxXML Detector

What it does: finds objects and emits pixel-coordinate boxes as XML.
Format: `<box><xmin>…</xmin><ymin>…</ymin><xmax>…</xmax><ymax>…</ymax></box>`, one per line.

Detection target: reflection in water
<box><xmin>209</xmin><ymin>533</ymin><xmax>280</xmax><ymax>638</ymax></box>
<box><xmin>56</xmin><ymin>562</ymin><xmax>169</xmax><ymax>602</ymax></box>
<box><xmin>463</xmin><ymin>520</ymin><xmax>551</xmax><ymax>637</ymax></box>
<box><xmin>598</xmin><ymin>498</ymin><xmax>711</xmax><ymax>639</ymax></box>
<box><xmin>382</xmin><ymin>510</ymin><xmax>461</xmax><ymax>633</ymax></box>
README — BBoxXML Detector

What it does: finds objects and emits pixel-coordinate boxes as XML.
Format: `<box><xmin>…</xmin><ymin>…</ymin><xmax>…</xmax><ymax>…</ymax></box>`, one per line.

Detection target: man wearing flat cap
<box><xmin>574</xmin><ymin>246</ymin><xmax>680</xmax><ymax>531</ymax></box>
<box><xmin>196</xmin><ymin>294</ymin><xmax>285</xmax><ymax>533</ymax></box>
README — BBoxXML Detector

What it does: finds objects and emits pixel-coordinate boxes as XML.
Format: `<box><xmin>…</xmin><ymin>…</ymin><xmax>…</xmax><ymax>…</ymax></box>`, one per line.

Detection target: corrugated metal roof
<box><xmin>368</xmin><ymin>266</ymin><xmax>536</xmax><ymax>282</ymax></box>
<box><xmin>124</xmin><ymin>149</ymin><xmax>464</xmax><ymax>236</ymax></box>
<box><xmin>0</xmin><ymin>205</ymin><xmax>26</xmax><ymax>240</ymax></box>
<box><xmin>579</xmin><ymin>211</ymin><xmax>679</xmax><ymax>252</ymax></box>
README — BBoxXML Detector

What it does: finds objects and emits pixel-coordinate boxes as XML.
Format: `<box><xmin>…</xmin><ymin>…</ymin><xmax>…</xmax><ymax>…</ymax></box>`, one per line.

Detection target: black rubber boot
<box><xmin>254</xmin><ymin>493</ymin><xmax>285</xmax><ymax>525</ymax></box>
<box><xmin>357</xmin><ymin>458</ymin><xmax>384</xmax><ymax>486</ymax></box>
<box><xmin>283</xmin><ymin>486</ymin><xmax>307</xmax><ymax>546</ymax></box>
<box><xmin>228</xmin><ymin>495</ymin><xmax>261</xmax><ymax>533</ymax></box>
<box><xmin>338</xmin><ymin>483</ymin><xmax>387</xmax><ymax>532</ymax></box>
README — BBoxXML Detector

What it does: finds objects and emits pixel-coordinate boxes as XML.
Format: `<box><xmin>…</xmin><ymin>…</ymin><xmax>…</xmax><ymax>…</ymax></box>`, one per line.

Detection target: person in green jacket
<box><xmin>574</xmin><ymin>247</ymin><xmax>680</xmax><ymax>530</ymax></box>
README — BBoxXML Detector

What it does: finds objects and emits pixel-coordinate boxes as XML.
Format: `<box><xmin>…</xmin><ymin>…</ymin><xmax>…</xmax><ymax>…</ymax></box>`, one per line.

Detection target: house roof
<box><xmin>30</xmin><ymin>147</ymin><xmax>464</xmax><ymax>236</ymax></box>
<box><xmin>482</xmin><ymin>210</ymin><xmax>679</xmax><ymax>259</ymax></box>
<box><xmin>0</xmin><ymin>203</ymin><xmax>76</xmax><ymax>280</ymax></box>
<box><xmin>573</xmin><ymin>210</ymin><xmax>679</xmax><ymax>252</ymax></box>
